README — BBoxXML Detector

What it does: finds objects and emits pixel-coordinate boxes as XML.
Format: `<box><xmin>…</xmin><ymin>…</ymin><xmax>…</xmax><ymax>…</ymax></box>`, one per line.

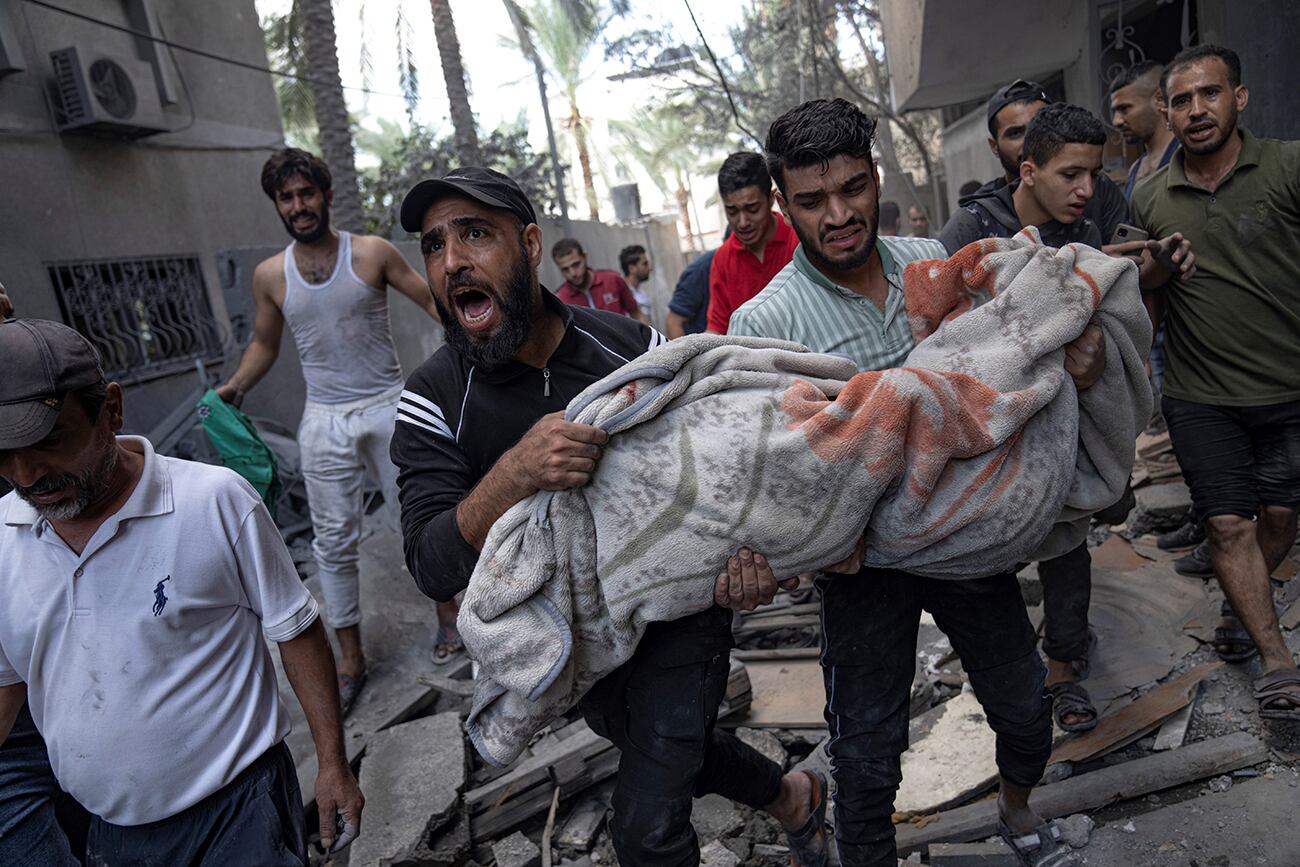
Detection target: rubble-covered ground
<box><xmin>273</xmin><ymin>477</ymin><xmax>1300</xmax><ymax>866</ymax></box>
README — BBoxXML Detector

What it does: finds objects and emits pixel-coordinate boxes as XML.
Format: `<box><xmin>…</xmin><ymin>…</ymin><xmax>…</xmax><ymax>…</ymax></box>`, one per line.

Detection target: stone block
<box><xmin>927</xmin><ymin>840</ymin><xmax>1018</xmax><ymax>865</ymax></box>
<box><xmin>349</xmin><ymin>712</ymin><xmax>467</xmax><ymax>867</ymax></box>
<box><xmin>1134</xmin><ymin>482</ymin><xmax>1192</xmax><ymax>523</ymax></box>
<box><xmin>699</xmin><ymin>839</ymin><xmax>740</xmax><ymax>867</ymax></box>
<box><xmin>492</xmin><ymin>831</ymin><xmax>541</xmax><ymax>867</ymax></box>
<box><xmin>691</xmin><ymin>794</ymin><xmax>745</xmax><ymax>841</ymax></box>
<box><xmin>735</xmin><ymin>727</ymin><xmax>788</xmax><ymax>768</ymax></box>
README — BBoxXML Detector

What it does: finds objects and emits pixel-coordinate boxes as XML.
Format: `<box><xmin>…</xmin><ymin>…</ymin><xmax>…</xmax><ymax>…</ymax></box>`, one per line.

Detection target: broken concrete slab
<box><xmin>555</xmin><ymin>783</ymin><xmax>610</xmax><ymax>855</ymax></box>
<box><xmin>1081</xmin><ymin>773</ymin><xmax>1300</xmax><ymax>865</ymax></box>
<box><xmin>349</xmin><ymin>711</ymin><xmax>467</xmax><ymax>867</ymax></box>
<box><xmin>1056</xmin><ymin>813</ymin><xmax>1094</xmax><ymax>849</ymax></box>
<box><xmin>492</xmin><ymin>831</ymin><xmax>541</xmax><ymax>867</ymax></box>
<box><xmin>699</xmin><ymin>839</ymin><xmax>741</xmax><ymax>867</ymax></box>
<box><xmin>691</xmin><ymin>794</ymin><xmax>746</xmax><ymax>841</ymax></box>
<box><xmin>736</xmin><ymin>727</ymin><xmax>788</xmax><ymax>768</ymax></box>
<box><xmin>414</xmin><ymin>803</ymin><xmax>471</xmax><ymax>867</ymax></box>
<box><xmin>1133</xmin><ymin>481</ymin><xmax>1191</xmax><ymax>524</ymax></box>
<box><xmin>926</xmin><ymin>841</ymin><xmax>1018</xmax><ymax>866</ymax></box>
<box><xmin>896</xmin><ymin>691</ymin><xmax>997</xmax><ymax>815</ymax></box>
<box><xmin>895</xmin><ymin>732</ymin><xmax>1268</xmax><ymax>854</ymax></box>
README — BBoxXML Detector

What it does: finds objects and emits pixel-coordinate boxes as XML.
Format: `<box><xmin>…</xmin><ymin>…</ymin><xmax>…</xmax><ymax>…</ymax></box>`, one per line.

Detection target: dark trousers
<box><xmin>581</xmin><ymin>605</ymin><xmax>784</xmax><ymax>867</ymax></box>
<box><xmin>86</xmin><ymin>741</ymin><xmax>306</xmax><ymax>867</ymax></box>
<box><xmin>817</xmin><ymin>568</ymin><xmax>1053</xmax><ymax>867</ymax></box>
<box><xmin>1037</xmin><ymin>541</ymin><xmax>1093</xmax><ymax>662</ymax></box>
<box><xmin>0</xmin><ymin>705</ymin><xmax>89</xmax><ymax>867</ymax></box>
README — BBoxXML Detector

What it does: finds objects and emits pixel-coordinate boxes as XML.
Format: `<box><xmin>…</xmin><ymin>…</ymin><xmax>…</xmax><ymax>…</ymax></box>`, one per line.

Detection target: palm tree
<box><xmin>515</xmin><ymin>0</ymin><xmax>617</xmax><ymax>221</ymax></box>
<box><xmin>502</xmin><ymin>0</ymin><xmax>569</xmax><ymax>223</ymax></box>
<box><xmin>262</xmin><ymin>3</ymin><xmax>317</xmax><ymax>148</ymax></box>
<box><xmin>430</xmin><ymin>0</ymin><xmax>481</xmax><ymax>165</ymax></box>
<box><xmin>611</xmin><ymin>104</ymin><xmax>701</xmax><ymax>249</ymax></box>
<box><xmin>298</xmin><ymin>0</ymin><xmax>364</xmax><ymax>231</ymax></box>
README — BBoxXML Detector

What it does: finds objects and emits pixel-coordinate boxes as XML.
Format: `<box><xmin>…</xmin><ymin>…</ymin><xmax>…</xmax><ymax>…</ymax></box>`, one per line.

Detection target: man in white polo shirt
<box><xmin>0</xmin><ymin>319</ymin><xmax>364</xmax><ymax>862</ymax></box>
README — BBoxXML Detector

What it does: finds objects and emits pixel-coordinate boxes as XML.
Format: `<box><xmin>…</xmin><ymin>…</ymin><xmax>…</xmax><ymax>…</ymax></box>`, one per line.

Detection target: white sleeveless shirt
<box><xmin>281</xmin><ymin>231</ymin><xmax>404</xmax><ymax>405</ymax></box>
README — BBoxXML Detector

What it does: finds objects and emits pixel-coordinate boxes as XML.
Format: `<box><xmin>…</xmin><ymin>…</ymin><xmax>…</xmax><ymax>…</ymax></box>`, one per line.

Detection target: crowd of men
<box><xmin>1</xmin><ymin>41</ymin><xmax>1297</xmax><ymax>867</ymax></box>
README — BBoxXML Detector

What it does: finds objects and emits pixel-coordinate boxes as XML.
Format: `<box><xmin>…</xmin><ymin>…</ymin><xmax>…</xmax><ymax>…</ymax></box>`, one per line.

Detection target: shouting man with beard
<box><xmin>390</xmin><ymin>167</ymin><xmax>832</xmax><ymax>866</ymax></box>
<box><xmin>217</xmin><ymin>148</ymin><xmax>443</xmax><ymax>713</ymax></box>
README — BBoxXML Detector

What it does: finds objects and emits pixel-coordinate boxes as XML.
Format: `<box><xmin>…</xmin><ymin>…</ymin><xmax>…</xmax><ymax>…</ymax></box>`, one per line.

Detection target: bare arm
<box><xmin>455</xmin><ymin>412</ymin><xmax>608</xmax><ymax>550</ymax></box>
<box><xmin>666</xmin><ymin>312</ymin><xmax>688</xmax><ymax>340</ymax></box>
<box><xmin>379</xmin><ymin>238</ymin><xmax>440</xmax><ymax>321</ymax></box>
<box><xmin>217</xmin><ymin>261</ymin><xmax>286</xmax><ymax>405</ymax></box>
<box><xmin>278</xmin><ymin>618</ymin><xmax>363</xmax><ymax>852</ymax></box>
<box><xmin>0</xmin><ymin>682</ymin><xmax>24</xmax><ymax>743</ymax></box>
<box><xmin>0</xmin><ymin>280</ymin><xmax>13</xmax><ymax>319</ymax></box>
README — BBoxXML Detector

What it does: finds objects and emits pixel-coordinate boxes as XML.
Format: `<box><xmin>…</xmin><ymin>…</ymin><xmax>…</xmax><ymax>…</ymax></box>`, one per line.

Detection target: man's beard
<box><xmin>1181</xmin><ymin>108</ymin><xmax>1237</xmax><ymax>155</ymax></box>
<box><xmin>794</xmin><ymin>215</ymin><xmax>880</xmax><ymax>276</ymax></box>
<box><xmin>434</xmin><ymin>240</ymin><xmax>535</xmax><ymax>371</ymax></box>
<box><xmin>281</xmin><ymin>203</ymin><xmax>331</xmax><ymax>243</ymax></box>
<box><xmin>999</xmin><ymin>149</ymin><xmax>1020</xmax><ymax>179</ymax></box>
<box><xmin>14</xmin><ymin>444</ymin><xmax>118</xmax><ymax>521</ymax></box>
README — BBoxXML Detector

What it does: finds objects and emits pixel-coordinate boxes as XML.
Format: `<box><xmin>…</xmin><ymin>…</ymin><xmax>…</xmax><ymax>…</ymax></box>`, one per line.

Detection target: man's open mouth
<box><xmin>823</xmin><ymin>225</ymin><xmax>863</xmax><ymax>250</ymax></box>
<box><xmin>1186</xmin><ymin>123</ymin><xmax>1216</xmax><ymax>142</ymax></box>
<box><xmin>453</xmin><ymin>286</ymin><xmax>497</xmax><ymax>329</ymax></box>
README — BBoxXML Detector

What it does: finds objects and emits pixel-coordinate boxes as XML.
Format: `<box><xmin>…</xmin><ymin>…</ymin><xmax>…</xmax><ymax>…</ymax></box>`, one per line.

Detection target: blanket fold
<box><xmin>461</xmin><ymin>232</ymin><xmax>1152</xmax><ymax>765</ymax></box>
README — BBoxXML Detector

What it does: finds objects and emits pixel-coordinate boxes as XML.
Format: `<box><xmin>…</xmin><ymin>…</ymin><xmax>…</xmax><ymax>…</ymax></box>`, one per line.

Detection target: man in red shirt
<box><xmin>552</xmin><ymin>238</ymin><xmax>648</xmax><ymax>323</ymax></box>
<box><xmin>706</xmin><ymin>152</ymin><xmax>800</xmax><ymax>334</ymax></box>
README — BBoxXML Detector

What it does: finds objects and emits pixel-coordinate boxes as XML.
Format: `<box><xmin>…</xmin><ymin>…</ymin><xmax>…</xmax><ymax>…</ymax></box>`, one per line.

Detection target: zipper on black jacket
<box><xmin>543</xmin><ymin>367</ymin><xmax>551</xmax><ymax>397</ymax></box>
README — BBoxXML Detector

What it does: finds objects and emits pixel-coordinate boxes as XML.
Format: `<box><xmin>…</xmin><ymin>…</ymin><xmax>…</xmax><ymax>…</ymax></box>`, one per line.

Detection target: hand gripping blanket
<box><xmin>461</xmin><ymin>232</ymin><xmax>1153</xmax><ymax>765</ymax></box>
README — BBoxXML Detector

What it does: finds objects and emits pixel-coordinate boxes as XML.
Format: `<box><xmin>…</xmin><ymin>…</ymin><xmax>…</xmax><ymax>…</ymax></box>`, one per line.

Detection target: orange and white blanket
<box><xmin>461</xmin><ymin>231</ymin><xmax>1153</xmax><ymax>765</ymax></box>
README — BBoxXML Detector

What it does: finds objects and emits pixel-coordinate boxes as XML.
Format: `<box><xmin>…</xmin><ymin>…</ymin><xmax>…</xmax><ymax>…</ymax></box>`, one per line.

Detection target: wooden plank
<box><xmin>732</xmin><ymin>647</ymin><xmax>821</xmax><ymax>662</ymax></box>
<box><xmin>471</xmin><ymin>744</ymin><xmax>619</xmax><ymax>842</ymax></box>
<box><xmin>734</xmin><ymin>613</ymin><xmax>820</xmax><ymax>634</ymax></box>
<box><xmin>733</xmin><ymin>658</ymin><xmax>826</xmax><ymax>728</ymax></box>
<box><xmin>1048</xmin><ymin>661</ymin><xmax>1222</xmax><ymax>765</ymax></box>
<box><xmin>896</xmin><ymin>731</ymin><xmax>1268</xmax><ymax>854</ymax></box>
<box><xmin>465</xmin><ymin>724</ymin><xmax>609</xmax><ymax>811</ymax></box>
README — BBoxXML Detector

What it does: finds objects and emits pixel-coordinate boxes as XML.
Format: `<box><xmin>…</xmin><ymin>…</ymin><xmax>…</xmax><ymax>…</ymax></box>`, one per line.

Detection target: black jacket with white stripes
<box><xmin>391</xmin><ymin>289</ymin><xmax>665</xmax><ymax>602</ymax></box>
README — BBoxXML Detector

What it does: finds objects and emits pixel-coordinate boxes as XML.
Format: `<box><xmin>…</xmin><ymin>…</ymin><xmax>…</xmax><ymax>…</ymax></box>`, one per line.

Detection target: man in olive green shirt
<box><xmin>1131</xmin><ymin>44</ymin><xmax>1300</xmax><ymax>720</ymax></box>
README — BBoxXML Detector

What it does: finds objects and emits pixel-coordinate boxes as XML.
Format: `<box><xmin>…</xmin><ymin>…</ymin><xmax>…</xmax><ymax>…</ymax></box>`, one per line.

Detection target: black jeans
<box><xmin>581</xmin><ymin>605</ymin><xmax>784</xmax><ymax>867</ymax></box>
<box><xmin>1037</xmin><ymin>541</ymin><xmax>1092</xmax><ymax>663</ymax></box>
<box><xmin>86</xmin><ymin>741</ymin><xmax>306</xmax><ymax>866</ymax></box>
<box><xmin>817</xmin><ymin>568</ymin><xmax>1052</xmax><ymax>867</ymax></box>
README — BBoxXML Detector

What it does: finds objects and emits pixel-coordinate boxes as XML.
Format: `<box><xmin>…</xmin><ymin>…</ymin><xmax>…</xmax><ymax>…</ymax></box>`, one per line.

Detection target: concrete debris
<box><xmin>348</xmin><ymin>712</ymin><xmax>466</xmax><ymax>867</ymax></box>
<box><xmin>491</xmin><ymin>831</ymin><xmax>541</xmax><ymax>867</ymax></box>
<box><xmin>554</xmin><ymin>787</ymin><xmax>610</xmax><ymax>855</ymax></box>
<box><xmin>1056</xmin><ymin>813</ymin><xmax>1095</xmax><ymax>849</ymax></box>
<box><xmin>1133</xmin><ymin>481</ymin><xmax>1192</xmax><ymax>527</ymax></box>
<box><xmin>691</xmin><ymin>794</ymin><xmax>746</xmax><ymax>841</ymax></box>
<box><xmin>735</xmin><ymin>727</ymin><xmax>788</xmax><ymax>769</ymax></box>
<box><xmin>1208</xmin><ymin>774</ymin><xmax>1233</xmax><ymax>793</ymax></box>
<box><xmin>927</xmin><ymin>840</ymin><xmax>1019</xmax><ymax>865</ymax></box>
<box><xmin>698</xmin><ymin>840</ymin><xmax>741</xmax><ymax>867</ymax></box>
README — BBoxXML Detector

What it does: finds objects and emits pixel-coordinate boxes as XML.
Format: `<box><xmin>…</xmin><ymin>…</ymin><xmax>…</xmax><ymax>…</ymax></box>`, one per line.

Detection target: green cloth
<box><xmin>196</xmin><ymin>389</ymin><xmax>282</xmax><ymax>513</ymax></box>
<box><xmin>1131</xmin><ymin>129</ymin><xmax>1300</xmax><ymax>406</ymax></box>
<box><xmin>728</xmin><ymin>234</ymin><xmax>948</xmax><ymax>372</ymax></box>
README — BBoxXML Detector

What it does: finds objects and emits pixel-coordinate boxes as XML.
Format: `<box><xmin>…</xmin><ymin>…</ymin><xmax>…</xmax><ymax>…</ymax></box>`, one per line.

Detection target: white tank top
<box><xmin>281</xmin><ymin>231</ymin><xmax>404</xmax><ymax>405</ymax></box>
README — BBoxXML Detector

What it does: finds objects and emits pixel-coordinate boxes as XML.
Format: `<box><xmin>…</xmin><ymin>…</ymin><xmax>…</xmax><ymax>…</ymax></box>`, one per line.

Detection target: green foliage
<box><xmin>261</xmin><ymin>1</ymin><xmax>318</xmax><ymax>149</ymax></box>
<box><xmin>358</xmin><ymin>120</ymin><xmax>558</xmax><ymax>238</ymax></box>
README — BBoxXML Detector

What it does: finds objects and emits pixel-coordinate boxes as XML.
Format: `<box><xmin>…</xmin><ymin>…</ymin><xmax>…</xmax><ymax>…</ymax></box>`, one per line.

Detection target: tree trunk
<box><xmin>299</xmin><ymin>0</ymin><xmax>363</xmax><ymax>232</ymax></box>
<box><xmin>570</xmin><ymin>104</ymin><xmax>600</xmax><ymax>221</ymax></box>
<box><xmin>430</xmin><ymin>0</ymin><xmax>481</xmax><ymax>166</ymax></box>
<box><xmin>673</xmin><ymin>170</ymin><xmax>697</xmax><ymax>251</ymax></box>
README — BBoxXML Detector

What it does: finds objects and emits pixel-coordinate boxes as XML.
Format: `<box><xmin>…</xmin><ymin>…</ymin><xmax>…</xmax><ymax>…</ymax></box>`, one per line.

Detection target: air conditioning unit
<box><xmin>49</xmin><ymin>46</ymin><xmax>168</xmax><ymax>138</ymax></box>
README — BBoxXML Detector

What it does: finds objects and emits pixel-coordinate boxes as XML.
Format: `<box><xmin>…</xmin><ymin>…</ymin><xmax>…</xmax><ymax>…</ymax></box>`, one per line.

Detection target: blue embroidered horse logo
<box><xmin>152</xmin><ymin>576</ymin><xmax>172</xmax><ymax>617</ymax></box>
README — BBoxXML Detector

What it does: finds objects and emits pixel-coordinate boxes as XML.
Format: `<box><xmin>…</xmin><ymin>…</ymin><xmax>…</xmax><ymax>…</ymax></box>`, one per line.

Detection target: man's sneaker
<box><xmin>1173</xmin><ymin>540</ymin><xmax>1215</xmax><ymax>578</ymax></box>
<box><xmin>1158</xmin><ymin>521</ymin><xmax>1206</xmax><ymax>551</ymax></box>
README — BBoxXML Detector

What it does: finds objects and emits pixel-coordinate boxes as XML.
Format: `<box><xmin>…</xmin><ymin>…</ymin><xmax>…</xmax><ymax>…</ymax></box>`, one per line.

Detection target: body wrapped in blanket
<box><xmin>461</xmin><ymin>231</ymin><xmax>1152</xmax><ymax>765</ymax></box>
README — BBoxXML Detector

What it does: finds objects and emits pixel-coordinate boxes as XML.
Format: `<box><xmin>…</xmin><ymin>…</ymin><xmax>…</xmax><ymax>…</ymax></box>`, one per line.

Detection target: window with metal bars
<box><xmin>45</xmin><ymin>255</ymin><xmax>223</xmax><ymax>384</ymax></box>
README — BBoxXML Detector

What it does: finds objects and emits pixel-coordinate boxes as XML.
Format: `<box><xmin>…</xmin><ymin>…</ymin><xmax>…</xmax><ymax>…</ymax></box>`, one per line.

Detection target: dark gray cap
<box><xmin>399</xmin><ymin>166</ymin><xmax>538</xmax><ymax>233</ymax></box>
<box><xmin>0</xmin><ymin>319</ymin><xmax>104</xmax><ymax>449</ymax></box>
<box><xmin>987</xmin><ymin>79</ymin><xmax>1050</xmax><ymax>133</ymax></box>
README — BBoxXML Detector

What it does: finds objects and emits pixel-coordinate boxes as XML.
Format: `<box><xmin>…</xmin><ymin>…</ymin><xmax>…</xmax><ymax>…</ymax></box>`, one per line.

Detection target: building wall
<box><xmin>0</xmin><ymin>0</ymin><xmax>286</xmax><ymax>433</ymax></box>
<box><xmin>1198</xmin><ymin>0</ymin><xmax>1300</xmax><ymax>141</ymax></box>
<box><xmin>939</xmin><ymin>109</ymin><xmax>1003</xmax><ymax>216</ymax></box>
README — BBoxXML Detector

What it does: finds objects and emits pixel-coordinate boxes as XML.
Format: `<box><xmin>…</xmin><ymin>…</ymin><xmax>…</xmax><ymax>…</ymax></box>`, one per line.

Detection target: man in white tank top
<box><xmin>218</xmin><ymin>149</ymin><xmax>447</xmax><ymax>714</ymax></box>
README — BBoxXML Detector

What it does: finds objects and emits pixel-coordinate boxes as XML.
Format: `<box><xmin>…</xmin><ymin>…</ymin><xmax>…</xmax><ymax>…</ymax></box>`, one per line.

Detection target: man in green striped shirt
<box><xmin>731</xmin><ymin>98</ymin><xmax>1100</xmax><ymax>867</ymax></box>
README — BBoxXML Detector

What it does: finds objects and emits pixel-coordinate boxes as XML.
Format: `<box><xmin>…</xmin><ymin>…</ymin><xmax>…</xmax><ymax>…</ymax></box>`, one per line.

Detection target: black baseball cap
<box><xmin>987</xmin><ymin>79</ymin><xmax>1051</xmax><ymax>133</ymax></box>
<box><xmin>0</xmin><ymin>319</ymin><xmax>105</xmax><ymax>450</ymax></box>
<box><xmin>399</xmin><ymin>166</ymin><xmax>538</xmax><ymax>234</ymax></box>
